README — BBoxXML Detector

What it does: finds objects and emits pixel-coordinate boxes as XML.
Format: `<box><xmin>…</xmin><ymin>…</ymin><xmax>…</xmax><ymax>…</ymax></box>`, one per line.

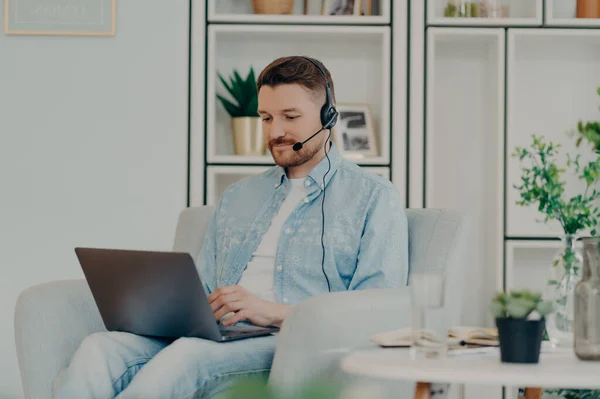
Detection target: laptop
<box><xmin>74</xmin><ymin>247</ymin><xmax>279</xmax><ymax>342</ymax></box>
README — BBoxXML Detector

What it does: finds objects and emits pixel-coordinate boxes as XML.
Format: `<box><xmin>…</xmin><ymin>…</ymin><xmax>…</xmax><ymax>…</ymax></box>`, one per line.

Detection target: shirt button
<box><xmin>304</xmin><ymin>197</ymin><xmax>309</xmax><ymax>203</ymax></box>
<box><xmin>320</xmin><ymin>183</ymin><xmax>325</xmax><ymax>189</ymax></box>
<box><xmin>274</xmin><ymin>183</ymin><xmax>278</xmax><ymax>188</ymax></box>
<box><xmin>283</xmin><ymin>298</ymin><xmax>289</xmax><ymax>303</ymax></box>
<box><xmin>305</xmin><ymin>180</ymin><xmax>311</xmax><ymax>187</ymax></box>
<box><xmin>277</xmin><ymin>265</ymin><xmax>283</xmax><ymax>271</ymax></box>
<box><xmin>285</xmin><ymin>228</ymin><xmax>292</xmax><ymax>234</ymax></box>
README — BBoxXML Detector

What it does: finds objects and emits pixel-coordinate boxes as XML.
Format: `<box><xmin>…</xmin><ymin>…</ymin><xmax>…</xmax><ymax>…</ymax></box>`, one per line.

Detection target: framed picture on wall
<box><xmin>4</xmin><ymin>0</ymin><xmax>116</xmax><ymax>36</ymax></box>
<box><xmin>321</xmin><ymin>0</ymin><xmax>362</xmax><ymax>16</ymax></box>
<box><xmin>332</xmin><ymin>104</ymin><xmax>378</xmax><ymax>159</ymax></box>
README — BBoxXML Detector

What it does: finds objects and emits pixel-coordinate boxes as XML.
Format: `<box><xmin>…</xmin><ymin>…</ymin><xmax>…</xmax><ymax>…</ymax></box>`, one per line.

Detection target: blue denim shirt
<box><xmin>197</xmin><ymin>142</ymin><xmax>409</xmax><ymax>305</ymax></box>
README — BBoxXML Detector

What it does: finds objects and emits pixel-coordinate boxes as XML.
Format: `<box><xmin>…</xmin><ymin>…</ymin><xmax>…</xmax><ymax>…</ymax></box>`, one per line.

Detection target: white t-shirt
<box><xmin>237</xmin><ymin>177</ymin><xmax>307</xmax><ymax>302</ymax></box>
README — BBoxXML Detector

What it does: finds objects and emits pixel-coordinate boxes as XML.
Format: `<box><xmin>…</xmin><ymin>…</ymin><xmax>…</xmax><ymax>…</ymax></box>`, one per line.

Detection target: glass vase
<box><xmin>574</xmin><ymin>237</ymin><xmax>600</xmax><ymax>360</ymax></box>
<box><xmin>544</xmin><ymin>235</ymin><xmax>583</xmax><ymax>348</ymax></box>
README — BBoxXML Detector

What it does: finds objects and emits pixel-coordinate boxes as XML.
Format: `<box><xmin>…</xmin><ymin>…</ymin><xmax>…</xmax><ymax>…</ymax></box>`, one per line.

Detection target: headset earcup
<box><xmin>321</xmin><ymin>105</ymin><xmax>338</xmax><ymax>129</ymax></box>
<box><xmin>328</xmin><ymin>108</ymin><xmax>338</xmax><ymax>128</ymax></box>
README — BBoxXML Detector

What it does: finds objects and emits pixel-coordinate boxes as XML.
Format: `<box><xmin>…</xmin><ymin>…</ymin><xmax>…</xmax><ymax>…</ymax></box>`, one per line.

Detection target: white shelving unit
<box><xmin>546</xmin><ymin>0</ymin><xmax>600</xmax><ymax>26</ymax></box>
<box><xmin>191</xmin><ymin>0</ymin><xmax>405</xmax><ymax>206</ymax></box>
<box><xmin>419</xmin><ymin>3</ymin><xmax>600</xmax><ymax>398</ymax></box>
<box><xmin>506</xmin><ymin>29</ymin><xmax>600</xmax><ymax>238</ymax></box>
<box><xmin>425</xmin><ymin>27</ymin><xmax>505</xmax><ymax>329</ymax></box>
<box><xmin>209</xmin><ymin>0</ymin><xmax>391</xmax><ymax>24</ymax></box>
<box><xmin>207</xmin><ymin>24</ymin><xmax>391</xmax><ymax>166</ymax></box>
<box><xmin>504</xmin><ymin>239</ymin><xmax>579</xmax><ymax>293</ymax></box>
<box><xmin>206</xmin><ymin>165</ymin><xmax>392</xmax><ymax>206</ymax></box>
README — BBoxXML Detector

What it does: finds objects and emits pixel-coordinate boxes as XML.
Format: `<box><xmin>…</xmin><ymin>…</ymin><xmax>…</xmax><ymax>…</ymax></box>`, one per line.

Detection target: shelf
<box><xmin>206</xmin><ymin>164</ymin><xmax>391</xmax><ymax>205</ymax></box>
<box><xmin>545</xmin><ymin>0</ymin><xmax>600</xmax><ymax>27</ymax></box>
<box><xmin>505</xmin><ymin>29</ymin><xmax>600</xmax><ymax>238</ymax></box>
<box><xmin>425</xmin><ymin>27</ymin><xmax>505</xmax><ymax>305</ymax></box>
<box><xmin>209</xmin><ymin>0</ymin><xmax>390</xmax><ymax>25</ymax></box>
<box><xmin>504</xmin><ymin>239</ymin><xmax>583</xmax><ymax>293</ymax></box>
<box><xmin>206</xmin><ymin>24</ymin><xmax>391</xmax><ymax>165</ymax></box>
<box><xmin>206</xmin><ymin>165</ymin><xmax>270</xmax><ymax>205</ymax></box>
<box><xmin>427</xmin><ymin>0</ymin><xmax>542</xmax><ymax>26</ymax></box>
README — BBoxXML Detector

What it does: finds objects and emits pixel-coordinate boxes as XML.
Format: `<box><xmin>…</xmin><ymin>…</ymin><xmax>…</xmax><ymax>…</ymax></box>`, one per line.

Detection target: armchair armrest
<box><xmin>268</xmin><ymin>288</ymin><xmax>411</xmax><ymax>394</ymax></box>
<box><xmin>14</xmin><ymin>279</ymin><xmax>105</xmax><ymax>399</ymax></box>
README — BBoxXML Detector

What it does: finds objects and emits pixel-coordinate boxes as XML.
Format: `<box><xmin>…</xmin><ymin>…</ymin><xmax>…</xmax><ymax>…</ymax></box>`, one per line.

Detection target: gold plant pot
<box><xmin>231</xmin><ymin>117</ymin><xmax>265</xmax><ymax>156</ymax></box>
<box><xmin>252</xmin><ymin>0</ymin><xmax>294</xmax><ymax>14</ymax></box>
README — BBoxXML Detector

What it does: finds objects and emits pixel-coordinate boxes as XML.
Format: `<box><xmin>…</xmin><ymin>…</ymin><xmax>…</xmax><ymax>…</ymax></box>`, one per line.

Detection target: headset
<box><xmin>292</xmin><ymin>56</ymin><xmax>338</xmax><ymax>292</ymax></box>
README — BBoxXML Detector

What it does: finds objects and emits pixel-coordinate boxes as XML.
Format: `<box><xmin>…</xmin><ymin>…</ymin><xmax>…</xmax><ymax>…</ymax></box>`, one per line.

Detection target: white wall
<box><xmin>0</xmin><ymin>1</ymin><xmax>190</xmax><ymax>397</ymax></box>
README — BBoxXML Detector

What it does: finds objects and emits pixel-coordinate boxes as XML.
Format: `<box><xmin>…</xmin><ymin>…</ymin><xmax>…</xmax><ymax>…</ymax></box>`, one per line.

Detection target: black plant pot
<box><xmin>496</xmin><ymin>318</ymin><xmax>545</xmax><ymax>364</ymax></box>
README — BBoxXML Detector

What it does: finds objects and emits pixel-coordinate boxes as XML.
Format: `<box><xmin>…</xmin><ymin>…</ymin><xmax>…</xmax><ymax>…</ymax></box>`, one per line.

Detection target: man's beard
<box><xmin>268</xmin><ymin>136</ymin><xmax>322</xmax><ymax>168</ymax></box>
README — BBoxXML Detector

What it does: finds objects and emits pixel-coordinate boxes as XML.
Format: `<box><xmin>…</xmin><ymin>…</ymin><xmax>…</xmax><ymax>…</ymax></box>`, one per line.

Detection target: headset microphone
<box><xmin>293</xmin><ymin>127</ymin><xmax>325</xmax><ymax>151</ymax></box>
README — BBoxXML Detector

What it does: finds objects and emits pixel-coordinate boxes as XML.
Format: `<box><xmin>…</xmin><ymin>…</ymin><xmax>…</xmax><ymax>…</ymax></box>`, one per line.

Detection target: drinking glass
<box><xmin>410</xmin><ymin>272</ymin><xmax>449</xmax><ymax>359</ymax></box>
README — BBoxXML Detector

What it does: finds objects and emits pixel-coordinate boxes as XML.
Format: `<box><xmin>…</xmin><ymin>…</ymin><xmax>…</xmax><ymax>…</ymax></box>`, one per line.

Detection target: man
<box><xmin>53</xmin><ymin>56</ymin><xmax>409</xmax><ymax>399</ymax></box>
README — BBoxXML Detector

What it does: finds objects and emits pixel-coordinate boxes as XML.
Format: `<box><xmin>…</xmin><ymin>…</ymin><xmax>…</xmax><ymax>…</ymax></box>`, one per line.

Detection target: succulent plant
<box><xmin>490</xmin><ymin>290</ymin><xmax>554</xmax><ymax>319</ymax></box>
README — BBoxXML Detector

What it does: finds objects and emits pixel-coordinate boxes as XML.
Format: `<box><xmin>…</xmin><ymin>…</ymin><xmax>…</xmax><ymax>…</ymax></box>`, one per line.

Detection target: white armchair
<box><xmin>14</xmin><ymin>206</ymin><xmax>466</xmax><ymax>399</ymax></box>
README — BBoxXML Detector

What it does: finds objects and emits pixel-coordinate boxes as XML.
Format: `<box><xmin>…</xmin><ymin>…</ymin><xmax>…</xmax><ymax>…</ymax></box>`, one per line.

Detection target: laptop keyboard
<box><xmin>219</xmin><ymin>324</ymin><xmax>275</xmax><ymax>333</ymax></box>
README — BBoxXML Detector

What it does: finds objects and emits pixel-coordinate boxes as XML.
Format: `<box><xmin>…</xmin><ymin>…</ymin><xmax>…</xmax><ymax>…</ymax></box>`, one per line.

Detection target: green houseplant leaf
<box><xmin>216</xmin><ymin>67</ymin><xmax>259</xmax><ymax>118</ymax></box>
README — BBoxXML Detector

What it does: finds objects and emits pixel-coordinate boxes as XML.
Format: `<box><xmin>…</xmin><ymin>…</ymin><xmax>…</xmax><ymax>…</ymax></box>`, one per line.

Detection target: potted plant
<box><xmin>512</xmin><ymin>134</ymin><xmax>600</xmax><ymax>347</ymax></box>
<box><xmin>490</xmin><ymin>290</ymin><xmax>553</xmax><ymax>364</ymax></box>
<box><xmin>216</xmin><ymin>67</ymin><xmax>265</xmax><ymax>156</ymax></box>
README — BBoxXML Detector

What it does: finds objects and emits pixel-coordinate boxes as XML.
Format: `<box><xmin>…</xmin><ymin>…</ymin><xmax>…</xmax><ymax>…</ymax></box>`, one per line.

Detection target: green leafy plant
<box><xmin>221</xmin><ymin>376</ymin><xmax>343</xmax><ymax>399</ymax></box>
<box><xmin>512</xmin><ymin>134</ymin><xmax>600</xmax><ymax>237</ymax></box>
<box><xmin>216</xmin><ymin>67</ymin><xmax>259</xmax><ymax>118</ymax></box>
<box><xmin>490</xmin><ymin>290</ymin><xmax>553</xmax><ymax>319</ymax></box>
<box><xmin>544</xmin><ymin>389</ymin><xmax>600</xmax><ymax>399</ymax></box>
<box><xmin>575</xmin><ymin>87</ymin><xmax>600</xmax><ymax>153</ymax></box>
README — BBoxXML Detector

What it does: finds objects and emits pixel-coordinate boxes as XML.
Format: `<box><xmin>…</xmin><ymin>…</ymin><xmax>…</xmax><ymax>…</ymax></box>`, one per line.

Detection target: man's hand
<box><xmin>208</xmin><ymin>285</ymin><xmax>291</xmax><ymax>328</ymax></box>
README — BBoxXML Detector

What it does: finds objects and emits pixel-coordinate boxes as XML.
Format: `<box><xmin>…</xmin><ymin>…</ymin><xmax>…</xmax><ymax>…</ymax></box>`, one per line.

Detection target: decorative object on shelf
<box><xmin>443</xmin><ymin>0</ymin><xmax>480</xmax><ymax>18</ymax></box>
<box><xmin>362</xmin><ymin>0</ymin><xmax>373</xmax><ymax>15</ymax></box>
<box><xmin>216</xmin><ymin>67</ymin><xmax>265</xmax><ymax>157</ymax></box>
<box><xmin>547</xmin><ymin>235</ymin><xmax>584</xmax><ymax>348</ymax></box>
<box><xmin>4</xmin><ymin>0</ymin><xmax>116</xmax><ymax>36</ymax></box>
<box><xmin>574</xmin><ymin>237</ymin><xmax>600</xmax><ymax>361</ymax></box>
<box><xmin>490</xmin><ymin>290</ymin><xmax>553</xmax><ymax>364</ymax></box>
<box><xmin>479</xmin><ymin>0</ymin><xmax>509</xmax><ymax>18</ymax></box>
<box><xmin>251</xmin><ymin>0</ymin><xmax>294</xmax><ymax>15</ymax></box>
<box><xmin>443</xmin><ymin>0</ymin><xmax>510</xmax><ymax>18</ymax></box>
<box><xmin>512</xmin><ymin>135</ymin><xmax>600</xmax><ymax>348</ymax></box>
<box><xmin>577</xmin><ymin>0</ymin><xmax>600</xmax><ymax>18</ymax></box>
<box><xmin>332</xmin><ymin>104</ymin><xmax>378</xmax><ymax>159</ymax></box>
<box><xmin>322</xmin><ymin>0</ymin><xmax>362</xmax><ymax>16</ymax></box>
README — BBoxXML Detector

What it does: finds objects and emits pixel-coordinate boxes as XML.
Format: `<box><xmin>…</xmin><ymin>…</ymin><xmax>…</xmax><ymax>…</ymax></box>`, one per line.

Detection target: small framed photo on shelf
<box><xmin>332</xmin><ymin>104</ymin><xmax>378</xmax><ymax>159</ymax></box>
<box><xmin>321</xmin><ymin>0</ymin><xmax>362</xmax><ymax>16</ymax></box>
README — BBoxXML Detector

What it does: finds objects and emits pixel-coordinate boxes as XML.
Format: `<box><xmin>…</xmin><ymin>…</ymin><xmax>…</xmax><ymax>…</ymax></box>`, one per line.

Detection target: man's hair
<box><xmin>256</xmin><ymin>56</ymin><xmax>336</xmax><ymax>105</ymax></box>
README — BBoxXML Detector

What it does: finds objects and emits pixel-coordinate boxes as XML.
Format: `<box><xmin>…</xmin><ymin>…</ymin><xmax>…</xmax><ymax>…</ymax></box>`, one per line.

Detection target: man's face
<box><xmin>258</xmin><ymin>83</ymin><xmax>325</xmax><ymax>168</ymax></box>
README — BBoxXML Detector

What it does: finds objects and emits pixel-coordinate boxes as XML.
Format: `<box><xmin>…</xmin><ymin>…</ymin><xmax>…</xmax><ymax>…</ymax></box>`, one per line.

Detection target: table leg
<box><xmin>414</xmin><ymin>382</ymin><xmax>431</xmax><ymax>399</ymax></box>
<box><xmin>523</xmin><ymin>388</ymin><xmax>543</xmax><ymax>399</ymax></box>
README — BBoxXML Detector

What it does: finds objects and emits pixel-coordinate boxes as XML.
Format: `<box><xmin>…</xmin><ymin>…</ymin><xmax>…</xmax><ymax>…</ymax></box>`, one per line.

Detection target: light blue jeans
<box><xmin>53</xmin><ymin>330</ymin><xmax>277</xmax><ymax>399</ymax></box>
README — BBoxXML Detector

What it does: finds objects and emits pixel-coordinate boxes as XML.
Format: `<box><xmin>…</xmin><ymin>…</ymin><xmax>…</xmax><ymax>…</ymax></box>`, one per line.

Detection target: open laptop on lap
<box><xmin>74</xmin><ymin>247</ymin><xmax>279</xmax><ymax>342</ymax></box>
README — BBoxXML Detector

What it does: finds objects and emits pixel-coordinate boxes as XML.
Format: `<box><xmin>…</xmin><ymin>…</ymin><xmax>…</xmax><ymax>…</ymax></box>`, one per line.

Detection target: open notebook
<box><xmin>371</xmin><ymin>326</ymin><xmax>499</xmax><ymax>348</ymax></box>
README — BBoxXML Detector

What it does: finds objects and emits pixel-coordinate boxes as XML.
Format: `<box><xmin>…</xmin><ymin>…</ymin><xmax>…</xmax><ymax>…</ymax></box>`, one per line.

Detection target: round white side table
<box><xmin>340</xmin><ymin>347</ymin><xmax>600</xmax><ymax>399</ymax></box>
